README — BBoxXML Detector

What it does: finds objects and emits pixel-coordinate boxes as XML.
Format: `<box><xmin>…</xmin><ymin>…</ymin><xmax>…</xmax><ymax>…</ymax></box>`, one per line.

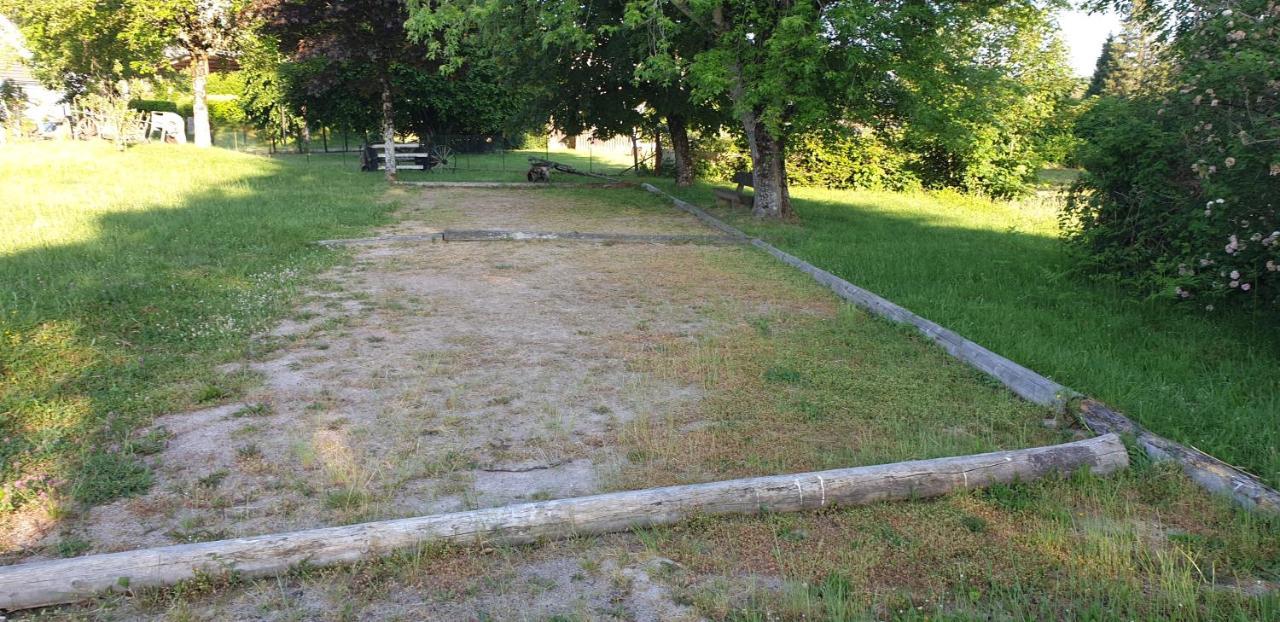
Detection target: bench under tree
<box><xmin>713</xmin><ymin>171</ymin><xmax>754</xmax><ymax>209</ymax></box>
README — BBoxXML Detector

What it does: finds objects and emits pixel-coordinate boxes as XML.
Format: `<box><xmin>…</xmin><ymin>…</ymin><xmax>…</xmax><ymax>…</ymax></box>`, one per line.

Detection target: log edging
<box><xmin>639</xmin><ymin>183</ymin><xmax>1280</xmax><ymax>514</ymax></box>
<box><xmin>316</xmin><ymin>230</ymin><xmax>742</xmax><ymax>247</ymax></box>
<box><xmin>0</xmin><ymin>435</ymin><xmax>1126</xmax><ymax>611</ymax></box>
<box><xmin>392</xmin><ymin>181</ymin><xmax>626</xmax><ymax>189</ymax></box>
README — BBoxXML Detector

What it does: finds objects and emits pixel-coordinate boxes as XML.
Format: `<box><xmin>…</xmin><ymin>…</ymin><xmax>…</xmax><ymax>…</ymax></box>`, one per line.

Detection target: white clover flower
<box><xmin>1216</xmin><ymin>198</ymin><xmax>1225</xmax><ymax>204</ymax></box>
<box><xmin>1231</xmin><ymin>270</ymin><xmax>1241</xmax><ymax>279</ymax></box>
<box><xmin>1225</xmin><ymin>157</ymin><xmax>1237</xmax><ymax>167</ymax></box>
<box><xmin>1230</xmin><ymin>280</ymin><xmax>1240</xmax><ymax>288</ymax></box>
<box><xmin>1241</xmin><ymin>283</ymin><xmax>1252</xmax><ymax>291</ymax></box>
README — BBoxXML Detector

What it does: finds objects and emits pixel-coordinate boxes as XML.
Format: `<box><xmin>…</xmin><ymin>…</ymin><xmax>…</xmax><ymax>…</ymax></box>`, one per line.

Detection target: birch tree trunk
<box><xmin>669</xmin><ymin>114</ymin><xmax>694</xmax><ymax>187</ymax></box>
<box><xmin>380</xmin><ymin>75</ymin><xmax>397</xmax><ymax>182</ymax></box>
<box><xmin>191</xmin><ymin>52</ymin><xmax>211</xmax><ymax>148</ymax></box>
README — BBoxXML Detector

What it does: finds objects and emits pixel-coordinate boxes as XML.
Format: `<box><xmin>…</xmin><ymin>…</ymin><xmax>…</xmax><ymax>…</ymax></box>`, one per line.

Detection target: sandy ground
<box><xmin>12</xmin><ymin>187</ymin><xmax>832</xmax><ymax>620</ymax></box>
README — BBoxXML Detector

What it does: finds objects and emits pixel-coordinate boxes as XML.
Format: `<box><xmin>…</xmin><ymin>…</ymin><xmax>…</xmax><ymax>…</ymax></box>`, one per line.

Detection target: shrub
<box><xmin>128</xmin><ymin>99</ymin><xmax>179</xmax><ymax>114</ymax></box>
<box><xmin>690</xmin><ymin>131</ymin><xmax>748</xmax><ymax>182</ymax></box>
<box><xmin>1066</xmin><ymin>1</ymin><xmax>1279</xmax><ymax>311</ymax></box>
<box><xmin>176</xmin><ymin>96</ymin><xmax>246</xmax><ymax>127</ymax></box>
<box><xmin>786</xmin><ymin>126</ymin><xmax>919</xmax><ymax>191</ymax></box>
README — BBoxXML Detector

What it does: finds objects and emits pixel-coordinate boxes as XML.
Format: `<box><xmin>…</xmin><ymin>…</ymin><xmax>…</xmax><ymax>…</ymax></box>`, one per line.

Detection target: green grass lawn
<box><xmin>0</xmin><ymin>142</ymin><xmax>393</xmax><ymax>524</ymax></box>
<box><xmin>3</xmin><ymin>145</ymin><xmax>1276</xmax><ymax>619</ymax></box>
<box><xmin>652</xmin><ymin>179</ymin><xmax>1280</xmax><ymax>490</ymax></box>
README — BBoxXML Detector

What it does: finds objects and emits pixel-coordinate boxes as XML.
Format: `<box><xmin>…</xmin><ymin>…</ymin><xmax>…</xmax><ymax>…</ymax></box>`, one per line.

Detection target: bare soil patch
<box><xmin>23</xmin><ymin>187</ymin><xmax>829</xmax><ymax>562</ymax></box>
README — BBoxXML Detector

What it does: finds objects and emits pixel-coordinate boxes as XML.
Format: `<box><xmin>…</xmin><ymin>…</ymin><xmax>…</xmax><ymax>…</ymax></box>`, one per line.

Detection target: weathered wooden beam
<box><xmin>392</xmin><ymin>181</ymin><xmax>626</xmax><ymax>189</ymax></box>
<box><xmin>441</xmin><ymin>229</ymin><xmax>742</xmax><ymax>245</ymax></box>
<box><xmin>316</xmin><ymin>234</ymin><xmax>442</xmax><ymax>246</ymax></box>
<box><xmin>314</xmin><ymin>231</ymin><xmax>742</xmax><ymax>247</ymax></box>
<box><xmin>1076</xmin><ymin>400</ymin><xmax>1280</xmax><ymax>513</ymax></box>
<box><xmin>0</xmin><ymin>436</ymin><xmax>1125</xmax><ymax>611</ymax></box>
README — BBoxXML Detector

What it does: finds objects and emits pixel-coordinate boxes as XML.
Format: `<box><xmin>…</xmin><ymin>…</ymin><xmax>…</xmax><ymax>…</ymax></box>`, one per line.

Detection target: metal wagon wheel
<box><xmin>431</xmin><ymin>144</ymin><xmax>453</xmax><ymax>167</ymax></box>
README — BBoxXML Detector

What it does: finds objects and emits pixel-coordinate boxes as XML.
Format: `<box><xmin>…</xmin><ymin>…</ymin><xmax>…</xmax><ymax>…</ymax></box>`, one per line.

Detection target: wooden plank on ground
<box><xmin>441</xmin><ymin>229</ymin><xmax>742</xmax><ymax>245</ymax></box>
<box><xmin>1076</xmin><ymin>400</ymin><xmax>1280</xmax><ymax>513</ymax></box>
<box><xmin>0</xmin><ymin>435</ymin><xmax>1125</xmax><ymax>611</ymax></box>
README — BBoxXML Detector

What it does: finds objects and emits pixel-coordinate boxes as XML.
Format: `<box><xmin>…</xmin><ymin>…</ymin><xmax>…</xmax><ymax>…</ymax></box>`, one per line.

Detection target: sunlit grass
<box><xmin>0</xmin><ymin>142</ymin><xmax>392</xmax><ymax>537</ymax></box>
<box><xmin>652</xmin><ymin>179</ymin><xmax>1280</xmax><ymax>489</ymax></box>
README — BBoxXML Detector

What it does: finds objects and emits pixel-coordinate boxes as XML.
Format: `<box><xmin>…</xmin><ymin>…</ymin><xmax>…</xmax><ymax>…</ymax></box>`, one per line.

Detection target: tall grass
<box><xmin>0</xmin><ymin>142</ymin><xmax>392</xmax><ymax>520</ymax></box>
<box><xmin>654</xmin><ymin>180</ymin><xmax>1280</xmax><ymax>489</ymax></box>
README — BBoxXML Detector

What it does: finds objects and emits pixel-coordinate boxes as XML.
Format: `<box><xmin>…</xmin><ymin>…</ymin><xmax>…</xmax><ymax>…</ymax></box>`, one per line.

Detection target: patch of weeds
<box><xmin>748</xmin><ymin>316</ymin><xmax>772</xmax><ymax>336</ymax></box>
<box><xmin>590</xmin><ymin>404</ymin><xmax>612</xmax><ymax>415</ymax></box>
<box><xmin>165</xmin><ymin>517</ymin><xmax>230</xmax><ymax>544</ymax></box>
<box><xmin>236</xmin><ymin>443</ymin><xmax>263</xmax><ymax>461</ymax></box>
<box><xmin>979</xmin><ymin>480</ymin><xmax>1038</xmax><ymax>512</ymax></box>
<box><xmin>195</xmin><ymin>382</ymin><xmax>230</xmax><ymax>403</ymax></box>
<box><xmin>960</xmin><ymin>515</ymin><xmax>989</xmax><ymax>534</ymax></box>
<box><xmin>73</xmin><ymin>452</ymin><xmax>153</xmax><ymax>505</ymax></box>
<box><xmin>325</xmin><ymin>487</ymin><xmax>372</xmax><ymax>511</ymax></box>
<box><xmin>53</xmin><ymin>536</ymin><xmax>91</xmax><ymax>558</ymax></box>
<box><xmin>231</xmin><ymin>402</ymin><xmax>272</xmax><ymax>418</ymax></box>
<box><xmin>494</xmin><ymin>263</ymin><xmax>516</xmax><ymax>270</ymax></box>
<box><xmin>529</xmin><ymin>490</ymin><xmax>556</xmax><ymax>501</ymax></box>
<box><xmin>792</xmin><ymin>398</ymin><xmax>825</xmax><ymax>422</ymax></box>
<box><xmin>763</xmin><ymin>365</ymin><xmax>802</xmax><ymax>384</ymax></box>
<box><xmin>873</xmin><ymin>522</ymin><xmax>909</xmax><ymax>549</ymax></box>
<box><xmin>197</xmin><ymin>469</ymin><xmax>230</xmax><ymax>489</ymax></box>
<box><xmin>367</xmin><ymin>335</ymin><xmax>386</xmax><ymax>343</ymax></box>
<box><xmin>487</xmin><ymin>395</ymin><xmax>517</xmax><ymax>407</ymax></box>
<box><xmin>778</xmin><ymin>527</ymin><xmax>808</xmax><ymax>543</ymax></box>
<box><xmin>124</xmin><ymin>428</ymin><xmax>170</xmax><ymax>456</ymax></box>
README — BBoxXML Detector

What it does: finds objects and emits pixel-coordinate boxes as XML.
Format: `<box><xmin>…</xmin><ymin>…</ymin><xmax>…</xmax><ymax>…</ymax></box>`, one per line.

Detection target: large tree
<box><xmin>408</xmin><ymin>0</ymin><xmax>725</xmax><ymax>187</ymax></box>
<box><xmin>2</xmin><ymin>0</ymin><xmax>239</xmax><ymax>146</ymax></box>
<box><xmin>0</xmin><ymin>0</ymin><xmax>138</xmax><ymax>97</ymax></box>
<box><xmin>253</xmin><ymin>0</ymin><xmax>422</xmax><ymax>180</ymax></box>
<box><xmin>624</xmin><ymin>0</ymin><xmax>1011</xmax><ymax>217</ymax></box>
<box><xmin>126</xmin><ymin>0</ymin><xmax>240</xmax><ymax>148</ymax></box>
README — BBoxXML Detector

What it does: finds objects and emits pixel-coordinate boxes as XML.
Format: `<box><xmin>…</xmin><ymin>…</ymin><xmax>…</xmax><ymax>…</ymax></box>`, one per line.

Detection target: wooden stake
<box><xmin>0</xmin><ymin>436</ymin><xmax>1125</xmax><ymax>611</ymax></box>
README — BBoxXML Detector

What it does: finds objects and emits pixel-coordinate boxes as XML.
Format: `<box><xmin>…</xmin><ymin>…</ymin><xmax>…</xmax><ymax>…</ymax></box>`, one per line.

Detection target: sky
<box><xmin>1057</xmin><ymin>8</ymin><xmax>1124</xmax><ymax>77</ymax></box>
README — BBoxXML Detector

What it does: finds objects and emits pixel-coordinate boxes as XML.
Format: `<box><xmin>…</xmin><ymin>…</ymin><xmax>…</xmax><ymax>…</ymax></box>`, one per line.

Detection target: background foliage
<box><xmin>1067</xmin><ymin>0</ymin><xmax>1280</xmax><ymax>313</ymax></box>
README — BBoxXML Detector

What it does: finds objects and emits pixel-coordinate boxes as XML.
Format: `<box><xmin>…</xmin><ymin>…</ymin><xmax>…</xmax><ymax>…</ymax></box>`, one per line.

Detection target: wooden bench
<box><xmin>361</xmin><ymin>143</ymin><xmax>451</xmax><ymax>172</ymax></box>
<box><xmin>713</xmin><ymin>171</ymin><xmax>754</xmax><ymax>209</ymax></box>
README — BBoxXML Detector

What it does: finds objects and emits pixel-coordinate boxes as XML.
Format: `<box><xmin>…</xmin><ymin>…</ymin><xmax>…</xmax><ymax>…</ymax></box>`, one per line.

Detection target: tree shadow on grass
<box><xmin>0</xmin><ymin>152</ymin><xmax>392</xmax><ymax>556</ymax></box>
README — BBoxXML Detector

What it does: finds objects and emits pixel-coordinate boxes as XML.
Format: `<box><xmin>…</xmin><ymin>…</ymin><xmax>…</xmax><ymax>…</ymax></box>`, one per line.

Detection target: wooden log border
<box><xmin>0</xmin><ymin>435</ymin><xmax>1126</xmax><ymax>611</ymax></box>
<box><xmin>441</xmin><ymin>229</ymin><xmax>741</xmax><ymax>245</ymax></box>
<box><xmin>316</xmin><ymin>230</ymin><xmax>742</xmax><ymax>247</ymax></box>
<box><xmin>393</xmin><ymin>181</ymin><xmax>628</xmax><ymax>189</ymax></box>
<box><xmin>640</xmin><ymin>183</ymin><xmax>1280</xmax><ymax>514</ymax></box>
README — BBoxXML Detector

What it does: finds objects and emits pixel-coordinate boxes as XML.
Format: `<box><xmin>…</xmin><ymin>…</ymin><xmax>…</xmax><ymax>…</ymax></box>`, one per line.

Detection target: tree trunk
<box><xmin>742</xmin><ymin>110</ymin><xmax>790</xmax><ymax>218</ymax></box>
<box><xmin>299</xmin><ymin>106</ymin><xmax>311</xmax><ymax>154</ymax></box>
<box><xmin>191</xmin><ymin>52</ymin><xmax>212</xmax><ymax>148</ymax></box>
<box><xmin>652</xmin><ymin>127</ymin><xmax>662</xmax><ymax>177</ymax></box>
<box><xmin>668</xmin><ymin>114</ymin><xmax>694</xmax><ymax>187</ymax></box>
<box><xmin>380</xmin><ymin>76</ymin><xmax>396</xmax><ymax>182</ymax></box>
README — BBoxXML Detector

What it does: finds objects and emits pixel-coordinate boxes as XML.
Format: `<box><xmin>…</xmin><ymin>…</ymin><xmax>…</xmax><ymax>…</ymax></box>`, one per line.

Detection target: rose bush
<box><xmin>1066</xmin><ymin>0</ymin><xmax>1279</xmax><ymax>312</ymax></box>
